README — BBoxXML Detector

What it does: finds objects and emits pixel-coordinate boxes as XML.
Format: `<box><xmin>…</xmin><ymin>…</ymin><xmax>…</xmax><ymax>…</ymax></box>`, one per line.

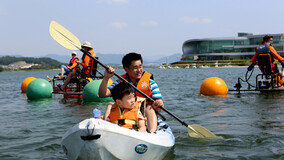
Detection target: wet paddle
<box><xmin>49</xmin><ymin>21</ymin><xmax>218</xmax><ymax>138</ymax></box>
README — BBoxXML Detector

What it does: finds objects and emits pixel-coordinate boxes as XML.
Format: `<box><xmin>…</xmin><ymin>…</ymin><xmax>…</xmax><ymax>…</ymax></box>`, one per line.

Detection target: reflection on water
<box><xmin>0</xmin><ymin>69</ymin><xmax>283</xmax><ymax>159</ymax></box>
<box><xmin>59</xmin><ymin>98</ymin><xmax>83</xmax><ymax>107</ymax></box>
<box><xmin>253</xmin><ymin>94</ymin><xmax>284</xmax><ymax>132</ymax></box>
<box><xmin>27</xmin><ymin>98</ymin><xmax>53</xmax><ymax>108</ymax></box>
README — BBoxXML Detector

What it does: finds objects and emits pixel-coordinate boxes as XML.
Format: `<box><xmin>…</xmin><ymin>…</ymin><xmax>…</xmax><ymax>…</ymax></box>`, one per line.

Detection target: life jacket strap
<box><xmin>114</xmin><ymin>119</ymin><xmax>137</xmax><ymax>126</ymax></box>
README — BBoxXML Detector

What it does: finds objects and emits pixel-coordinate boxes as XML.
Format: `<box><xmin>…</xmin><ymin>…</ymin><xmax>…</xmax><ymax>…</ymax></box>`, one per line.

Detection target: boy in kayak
<box><xmin>99</xmin><ymin>52</ymin><xmax>164</xmax><ymax>132</ymax></box>
<box><xmin>107</xmin><ymin>82</ymin><xmax>146</xmax><ymax>132</ymax></box>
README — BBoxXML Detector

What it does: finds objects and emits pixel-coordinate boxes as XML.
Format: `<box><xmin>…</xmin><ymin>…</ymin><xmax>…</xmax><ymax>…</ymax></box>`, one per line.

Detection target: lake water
<box><xmin>0</xmin><ymin>68</ymin><xmax>283</xmax><ymax>160</ymax></box>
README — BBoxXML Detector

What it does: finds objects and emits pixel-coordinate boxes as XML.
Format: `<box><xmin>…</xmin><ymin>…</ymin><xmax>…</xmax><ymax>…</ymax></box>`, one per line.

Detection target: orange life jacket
<box><xmin>81</xmin><ymin>50</ymin><xmax>96</xmax><ymax>77</ymax></box>
<box><xmin>68</xmin><ymin>56</ymin><xmax>79</xmax><ymax>71</ymax></box>
<box><xmin>253</xmin><ymin>42</ymin><xmax>284</xmax><ymax>74</ymax></box>
<box><xmin>109</xmin><ymin>97</ymin><xmax>146</xmax><ymax>129</ymax></box>
<box><xmin>120</xmin><ymin>71</ymin><xmax>152</xmax><ymax>104</ymax></box>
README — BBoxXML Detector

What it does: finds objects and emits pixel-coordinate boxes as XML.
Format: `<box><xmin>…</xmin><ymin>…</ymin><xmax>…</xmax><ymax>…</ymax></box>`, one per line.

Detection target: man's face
<box><xmin>269</xmin><ymin>38</ymin><xmax>273</xmax><ymax>44</ymax></box>
<box><xmin>82</xmin><ymin>46</ymin><xmax>91</xmax><ymax>51</ymax></box>
<box><xmin>125</xmin><ymin>60</ymin><xmax>143</xmax><ymax>81</ymax></box>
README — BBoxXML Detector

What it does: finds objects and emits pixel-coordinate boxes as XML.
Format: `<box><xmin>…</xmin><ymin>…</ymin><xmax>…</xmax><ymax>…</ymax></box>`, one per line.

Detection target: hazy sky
<box><xmin>1</xmin><ymin>0</ymin><xmax>284</xmax><ymax>60</ymax></box>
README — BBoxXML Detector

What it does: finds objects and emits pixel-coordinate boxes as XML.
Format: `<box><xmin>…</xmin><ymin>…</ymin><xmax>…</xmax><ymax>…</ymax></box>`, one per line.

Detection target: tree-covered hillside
<box><xmin>0</xmin><ymin>56</ymin><xmax>63</xmax><ymax>71</ymax></box>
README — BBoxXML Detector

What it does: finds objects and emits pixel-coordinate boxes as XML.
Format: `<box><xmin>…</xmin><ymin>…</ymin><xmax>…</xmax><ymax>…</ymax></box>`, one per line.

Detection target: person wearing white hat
<box><xmin>57</xmin><ymin>42</ymin><xmax>97</xmax><ymax>91</ymax></box>
<box><xmin>71</xmin><ymin>51</ymin><xmax>77</xmax><ymax>56</ymax></box>
<box><xmin>82</xmin><ymin>41</ymin><xmax>93</xmax><ymax>49</ymax></box>
<box><xmin>47</xmin><ymin>51</ymin><xmax>79</xmax><ymax>81</ymax></box>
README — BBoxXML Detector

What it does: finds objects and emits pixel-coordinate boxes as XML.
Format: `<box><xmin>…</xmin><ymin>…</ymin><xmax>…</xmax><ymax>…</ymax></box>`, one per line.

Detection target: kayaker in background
<box><xmin>57</xmin><ymin>41</ymin><xmax>97</xmax><ymax>91</ymax></box>
<box><xmin>47</xmin><ymin>51</ymin><xmax>79</xmax><ymax>81</ymax></box>
<box><xmin>250</xmin><ymin>35</ymin><xmax>284</xmax><ymax>74</ymax></box>
<box><xmin>99</xmin><ymin>52</ymin><xmax>164</xmax><ymax>132</ymax></box>
<box><xmin>106</xmin><ymin>82</ymin><xmax>146</xmax><ymax>132</ymax></box>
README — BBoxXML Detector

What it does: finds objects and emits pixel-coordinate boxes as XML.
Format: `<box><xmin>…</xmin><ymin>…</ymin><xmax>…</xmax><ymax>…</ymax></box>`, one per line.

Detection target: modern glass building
<box><xmin>182</xmin><ymin>33</ymin><xmax>284</xmax><ymax>61</ymax></box>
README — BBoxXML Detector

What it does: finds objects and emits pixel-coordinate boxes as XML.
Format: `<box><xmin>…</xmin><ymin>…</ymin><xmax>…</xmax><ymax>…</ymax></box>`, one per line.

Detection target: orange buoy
<box><xmin>21</xmin><ymin>77</ymin><xmax>37</xmax><ymax>93</ymax></box>
<box><xmin>200</xmin><ymin>77</ymin><xmax>228</xmax><ymax>96</ymax></box>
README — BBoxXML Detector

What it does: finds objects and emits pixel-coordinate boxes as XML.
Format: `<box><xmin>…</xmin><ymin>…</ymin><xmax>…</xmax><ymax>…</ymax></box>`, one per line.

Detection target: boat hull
<box><xmin>61</xmin><ymin>118</ymin><xmax>175</xmax><ymax>160</ymax></box>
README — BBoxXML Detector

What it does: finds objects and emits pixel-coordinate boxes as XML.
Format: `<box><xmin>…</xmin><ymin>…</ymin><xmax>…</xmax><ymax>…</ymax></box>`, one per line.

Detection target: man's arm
<box><xmin>152</xmin><ymin>99</ymin><xmax>164</xmax><ymax>112</ymax></box>
<box><xmin>99</xmin><ymin>77</ymin><xmax>112</xmax><ymax>98</ymax></box>
<box><xmin>77</xmin><ymin>59</ymin><xmax>87</xmax><ymax>68</ymax></box>
<box><xmin>252</xmin><ymin>52</ymin><xmax>257</xmax><ymax>63</ymax></box>
<box><xmin>80</xmin><ymin>50</ymin><xmax>96</xmax><ymax>68</ymax></box>
<box><xmin>68</xmin><ymin>61</ymin><xmax>78</xmax><ymax>70</ymax></box>
<box><xmin>98</xmin><ymin>66</ymin><xmax>115</xmax><ymax>98</ymax></box>
<box><xmin>149</xmin><ymin>79</ymin><xmax>164</xmax><ymax>111</ymax></box>
<box><xmin>270</xmin><ymin>46</ymin><xmax>284</xmax><ymax>61</ymax></box>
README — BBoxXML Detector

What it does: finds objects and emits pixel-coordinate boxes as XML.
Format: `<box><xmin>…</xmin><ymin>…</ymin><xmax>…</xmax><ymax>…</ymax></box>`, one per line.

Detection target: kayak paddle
<box><xmin>49</xmin><ymin>21</ymin><xmax>218</xmax><ymax>138</ymax></box>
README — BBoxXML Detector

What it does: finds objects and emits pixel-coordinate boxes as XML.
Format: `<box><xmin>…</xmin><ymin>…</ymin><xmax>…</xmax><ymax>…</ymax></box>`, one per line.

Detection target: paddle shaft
<box><xmin>95</xmin><ymin>68</ymin><xmax>104</xmax><ymax>77</ymax></box>
<box><xmin>49</xmin><ymin>21</ymin><xmax>217</xmax><ymax>138</ymax></box>
<box><xmin>80</xmin><ymin>49</ymin><xmax>167</xmax><ymax>120</ymax></box>
<box><xmin>81</xmin><ymin>49</ymin><xmax>189</xmax><ymax>127</ymax></box>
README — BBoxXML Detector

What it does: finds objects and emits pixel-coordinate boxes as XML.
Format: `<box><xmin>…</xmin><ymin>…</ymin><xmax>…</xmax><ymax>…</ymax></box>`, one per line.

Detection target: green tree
<box><xmin>0</xmin><ymin>56</ymin><xmax>64</xmax><ymax>70</ymax></box>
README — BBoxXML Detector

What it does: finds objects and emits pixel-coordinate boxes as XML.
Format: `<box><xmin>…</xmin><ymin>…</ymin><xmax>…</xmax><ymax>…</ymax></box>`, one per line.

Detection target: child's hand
<box><xmin>138</xmin><ymin>127</ymin><xmax>146</xmax><ymax>132</ymax></box>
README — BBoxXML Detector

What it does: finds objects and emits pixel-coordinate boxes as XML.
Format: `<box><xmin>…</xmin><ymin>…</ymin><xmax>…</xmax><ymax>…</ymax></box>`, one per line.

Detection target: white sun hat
<box><xmin>71</xmin><ymin>51</ymin><xmax>77</xmax><ymax>55</ymax></box>
<box><xmin>82</xmin><ymin>41</ymin><xmax>92</xmax><ymax>48</ymax></box>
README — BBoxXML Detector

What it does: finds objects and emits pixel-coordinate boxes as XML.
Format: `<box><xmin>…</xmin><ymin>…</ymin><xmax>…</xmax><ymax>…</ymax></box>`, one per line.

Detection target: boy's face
<box><xmin>117</xmin><ymin>92</ymin><xmax>135</xmax><ymax>109</ymax></box>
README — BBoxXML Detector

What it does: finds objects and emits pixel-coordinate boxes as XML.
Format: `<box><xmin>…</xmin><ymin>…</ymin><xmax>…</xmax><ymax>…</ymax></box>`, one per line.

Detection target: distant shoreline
<box><xmin>158</xmin><ymin>65</ymin><xmax>249</xmax><ymax>69</ymax></box>
<box><xmin>0</xmin><ymin>68</ymin><xmax>60</xmax><ymax>73</ymax></box>
<box><xmin>164</xmin><ymin>59</ymin><xmax>254</xmax><ymax>69</ymax></box>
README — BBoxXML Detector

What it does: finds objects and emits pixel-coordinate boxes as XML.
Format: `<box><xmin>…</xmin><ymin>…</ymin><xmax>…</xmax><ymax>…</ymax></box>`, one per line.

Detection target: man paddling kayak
<box><xmin>99</xmin><ymin>52</ymin><xmax>164</xmax><ymax>132</ymax></box>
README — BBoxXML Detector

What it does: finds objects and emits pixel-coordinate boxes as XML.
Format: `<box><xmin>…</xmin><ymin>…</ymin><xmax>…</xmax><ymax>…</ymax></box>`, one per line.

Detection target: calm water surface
<box><xmin>0</xmin><ymin>68</ymin><xmax>283</xmax><ymax>159</ymax></box>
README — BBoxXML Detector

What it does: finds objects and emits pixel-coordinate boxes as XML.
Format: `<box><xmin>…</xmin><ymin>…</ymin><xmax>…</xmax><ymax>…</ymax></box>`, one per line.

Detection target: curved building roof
<box><xmin>183</xmin><ymin>36</ymin><xmax>247</xmax><ymax>43</ymax></box>
<box><xmin>182</xmin><ymin>33</ymin><xmax>284</xmax><ymax>58</ymax></box>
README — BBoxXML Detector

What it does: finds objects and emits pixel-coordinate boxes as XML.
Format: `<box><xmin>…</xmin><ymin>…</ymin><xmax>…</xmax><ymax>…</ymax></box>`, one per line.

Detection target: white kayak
<box><xmin>61</xmin><ymin>118</ymin><xmax>175</xmax><ymax>160</ymax></box>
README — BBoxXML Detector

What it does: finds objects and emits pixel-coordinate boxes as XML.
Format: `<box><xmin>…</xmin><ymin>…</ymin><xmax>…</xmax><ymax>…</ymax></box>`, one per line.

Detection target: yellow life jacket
<box><xmin>109</xmin><ymin>97</ymin><xmax>146</xmax><ymax>129</ymax></box>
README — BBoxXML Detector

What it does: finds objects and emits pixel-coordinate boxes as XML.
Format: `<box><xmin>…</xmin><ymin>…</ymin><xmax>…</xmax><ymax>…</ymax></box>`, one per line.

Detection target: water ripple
<box><xmin>0</xmin><ymin>69</ymin><xmax>283</xmax><ymax>159</ymax></box>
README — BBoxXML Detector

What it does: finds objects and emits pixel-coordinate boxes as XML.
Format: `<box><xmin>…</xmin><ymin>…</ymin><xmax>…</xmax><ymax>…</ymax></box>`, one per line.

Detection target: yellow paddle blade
<box><xmin>188</xmin><ymin>124</ymin><xmax>218</xmax><ymax>138</ymax></box>
<box><xmin>49</xmin><ymin>21</ymin><xmax>81</xmax><ymax>50</ymax></box>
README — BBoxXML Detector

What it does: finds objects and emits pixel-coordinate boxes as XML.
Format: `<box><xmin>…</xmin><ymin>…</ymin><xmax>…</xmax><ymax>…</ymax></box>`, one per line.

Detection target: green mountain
<box><xmin>0</xmin><ymin>56</ymin><xmax>63</xmax><ymax>71</ymax></box>
<box><xmin>43</xmin><ymin>53</ymin><xmax>182</xmax><ymax>65</ymax></box>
